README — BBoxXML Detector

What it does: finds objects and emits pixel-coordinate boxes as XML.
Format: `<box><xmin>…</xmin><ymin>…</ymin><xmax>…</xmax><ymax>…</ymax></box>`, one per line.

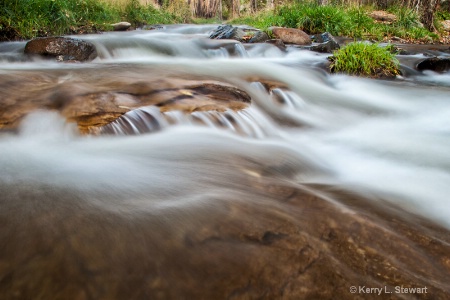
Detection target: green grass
<box><xmin>230</xmin><ymin>2</ymin><xmax>437</xmax><ymax>42</ymax></box>
<box><xmin>0</xmin><ymin>0</ymin><xmax>180</xmax><ymax>39</ymax></box>
<box><xmin>329</xmin><ymin>42</ymin><xmax>400</xmax><ymax>78</ymax></box>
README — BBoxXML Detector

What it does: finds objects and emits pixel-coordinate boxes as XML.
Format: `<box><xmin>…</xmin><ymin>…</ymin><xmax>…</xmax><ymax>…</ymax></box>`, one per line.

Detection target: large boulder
<box><xmin>24</xmin><ymin>37</ymin><xmax>97</xmax><ymax>62</ymax></box>
<box><xmin>269</xmin><ymin>27</ymin><xmax>311</xmax><ymax>45</ymax></box>
<box><xmin>0</xmin><ymin>69</ymin><xmax>251</xmax><ymax>134</ymax></box>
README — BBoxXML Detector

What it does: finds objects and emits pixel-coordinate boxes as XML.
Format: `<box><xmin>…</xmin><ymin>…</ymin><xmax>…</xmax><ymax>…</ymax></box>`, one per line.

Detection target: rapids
<box><xmin>0</xmin><ymin>25</ymin><xmax>449</xmax><ymax>299</ymax></box>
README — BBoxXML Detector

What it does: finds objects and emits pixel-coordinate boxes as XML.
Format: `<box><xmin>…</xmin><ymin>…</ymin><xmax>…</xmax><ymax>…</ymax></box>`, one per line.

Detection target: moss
<box><xmin>328</xmin><ymin>42</ymin><xmax>400</xmax><ymax>78</ymax></box>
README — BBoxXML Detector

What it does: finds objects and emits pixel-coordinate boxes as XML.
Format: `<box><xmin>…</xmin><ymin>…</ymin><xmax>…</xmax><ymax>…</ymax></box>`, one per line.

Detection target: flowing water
<box><xmin>1</xmin><ymin>25</ymin><xmax>449</xmax><ymax>299</ymax></box>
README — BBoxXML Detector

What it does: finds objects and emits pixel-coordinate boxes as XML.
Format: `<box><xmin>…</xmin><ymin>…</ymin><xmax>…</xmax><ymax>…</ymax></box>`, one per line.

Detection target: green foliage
<box><xmin>1</xmin><ymin>0</ymin><xmax>178</xmax><ymax>39</ymax></box>
<box><xmin>163</xmin><ymin>0</ymin><xmax>192</xmax><ymax>23</ymax></box>
<box><xmin>329</xmin><ymin>42</ymin><xmax>400</xmax><ymax>78</ymax></box>
<box><xmin>231</xmin><ymin>1</ymin><xmax>437</xmax><ymax>42</ymax></box>
<box><xmin>230</xmin><ymin>11</ymin><xmax>283</xmax><ymax>32</ymax></box>
<box><xmin>436</xmin><ymin>9</ymin><xmax>450</xmax><ymax>21</ymax></box>
<box><xmin>1</xmin><ymin>0</ymin><xmax>121</xmax><ymax>38</ymax></box>
<box><xmin>284</xmin><ymin>3</ymin><xmax>351</xmax><ymax>35</ymax></box>
<box><xmin>124</xmin><ymin>0</ymin><xmax>174</xmax><ymax>27</ymax></box>
<box><xmin>387</xmin><ymin>6</ymin><xmax>417</xmax><ymax>28</ymax></box>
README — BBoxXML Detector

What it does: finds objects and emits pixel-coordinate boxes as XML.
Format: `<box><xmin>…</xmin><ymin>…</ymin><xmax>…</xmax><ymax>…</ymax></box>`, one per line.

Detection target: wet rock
<box><xmin>265</xmin><ymin>39</ymin><xmax>286</xmax><ymax>50</ymax></box>
<box><xmin>0</xmin><ymin>70</ymin><xmax>251</xmax><ymax>133</ymax></box>
<box><xmin>24</xmin><ymin>37</ymin><xmax>97</xmax><ymax>62</ymax></box>
<box><xmin>417</xmin><ymin>57</ymin><xmax>450</xmax><ymax>72</ymax></box>
<box><xmin>0</xmin><ymin>181</ymin><xmax>448</xmax><ymax>299</ymax></box>
<box><xmin>310</xmin><ymin>41</ymin><xmax>340</xmax><ymax>53</ymax></box>
<box><xmin>311</xmin><ymin>32</ymin><xmax>333</xmax><ymax>44</ymax></box>
<box><xmin>369</xmin><ymin>10</ymin><xmax>397</xmax><ymax>23</ymax></box>
<box><xmin>310</xmin><ymin>33</ymin><xmax>340</xmax><ymax>53</ymax></box>
<box><xmin>248</xmin><ymin>31</ymin><xmax>269</xmax><ymax>43</ymax></box>
<box><xmin>143</xmin><ymin>24</ymin><xmax>165</xmax><ymax>30</ymax></box>
<box><xmin>209</xmin><ymin>25</ymin><xmax>246</xmax><ymax>42</ymax></box>
<box><xmin>269</xmin><ymin>27</ymin><xmax>311</xmax><ymax>45</ymax></box>
<box><xmin>112</xmin><ymin>22</ymin><xmax>131</xmax><ymax>31</ymax></box>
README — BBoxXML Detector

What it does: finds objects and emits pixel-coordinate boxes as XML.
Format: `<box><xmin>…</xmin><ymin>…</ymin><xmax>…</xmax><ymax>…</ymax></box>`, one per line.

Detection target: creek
<box><xmin>0</xmin><ymin>25</ymin><xmax>449</xmax><ymax>299</ymax></box>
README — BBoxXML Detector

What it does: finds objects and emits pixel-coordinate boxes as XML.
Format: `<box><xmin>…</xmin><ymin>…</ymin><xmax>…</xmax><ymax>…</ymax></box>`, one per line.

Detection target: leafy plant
<box><xmin>329</xmin><ymin>42</ymin><xmax>400</xmax><ymax>78</ymax></box>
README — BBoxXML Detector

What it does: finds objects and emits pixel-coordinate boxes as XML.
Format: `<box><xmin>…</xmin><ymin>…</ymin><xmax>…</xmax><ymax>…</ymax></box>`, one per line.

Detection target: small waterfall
<box><xmin>99</xmin><ymin>106</ymin><xmax>275</xmax><ymax>138</ymax></box>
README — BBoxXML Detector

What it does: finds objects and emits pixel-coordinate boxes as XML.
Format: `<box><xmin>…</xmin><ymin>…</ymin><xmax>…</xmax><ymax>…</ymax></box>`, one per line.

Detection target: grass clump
<box><xmin>329</xmin><ymin>42</ymin><xmax>400</xmax><ymax>78</ymax></box>
<box><xmin>230</xmin><ymin>2</ymin><xmax>437</xmax><ymax>42</ymax></box>
<box><xmin>1</xmin><ymin>0</ymin><xmax>121</xmax><ymax>38</ymax></box>
<box><xmin>0</xmin><ymin>0</ymin><xmax>180</xmax><ymax>40</ymax></box>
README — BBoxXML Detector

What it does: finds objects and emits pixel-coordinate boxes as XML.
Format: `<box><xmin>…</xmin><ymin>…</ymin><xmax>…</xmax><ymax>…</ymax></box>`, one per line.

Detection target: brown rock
<box><xmin>270</xmin><ymin>27</ymin><xmax>312</xmax><ymax>45</ymax></box>
<box><xmin>0</xmin><ymin>180</ymin><xmax>448</xmax><ymax>299</ymax></box>
<box><xmin>24</xmin><ymin>37</ymin><xmax>97</xmax><ymax>61</ymax></box>
<box><xmin>369</xmin><ymin>11</ymin><xmax>397</xmax><ymax>23</ymax></box>
<box><xmin>0</xmin><ymin>69</ymin><xmax>251</xmax><ymax>134</ymax></box>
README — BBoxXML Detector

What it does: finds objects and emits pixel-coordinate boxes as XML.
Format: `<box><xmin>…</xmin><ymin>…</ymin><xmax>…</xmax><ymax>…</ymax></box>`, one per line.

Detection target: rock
<box><xmin>265</xmin><ymin>39</ymin><xmax>286</xmax><ymax>50</ymax></box>
<box><xmin>142</xmin><ymin>24</ymin><xmax>165</xmax><ymax>30</ymax></box>
<box><xmin>369</xmin><ymin>10</ymin><xmax>397</xmax><ymax>23</ymax></box>
<box><xmin>310</xmin><ymin>40</ymin><xmax>340</xmax><ymax>53</ymax></box>
<box><xmin>417</xmin><ymin>57</ymin><xmax>450</xmax><ymax>72</ymax></box>
<box><xmin>0</xmin><ymin>69</ymin><xmax>251</xmax><ymax>134</ymax></box>
<box><xmin>311</xmin><ymin>32</ymin><xmax>334</xmax><ymax>44</ymax></box>
<box><xmin>310</xmin><ymin>32</ymin><xmax>340</xmax><ymax>53</ymax></box>
<box><xmin>248</xmin><ymin>31</ymin><xmax>269</xmax><ymax>43</ymax></box>
<box><xmin>111</xmin><ymin>22</ymin><xmax>131</xmax><ymax>31</ymax></box>
<box><xmin>269</xmin><ymin>27</ymin><xmax>311</xmax><ymax>45</ymax></box>
<box><xmin>441</xmin><ymin>20</ymin><xmax>450</xmax><ymax>32</ymax></box>
<box><xmin>209</xmin><ymin>25</ymin><xmax>246</xmax><ymax>42</ymax></box>
<box><xmin>0</xmin><ymin>180</ymin><xmax>449</xmax><ymax>299</ymax></box>
<box><xmin>24</xmin><ymin>37</ymin><xmax>97</xmax><ymax>62</ymax></box>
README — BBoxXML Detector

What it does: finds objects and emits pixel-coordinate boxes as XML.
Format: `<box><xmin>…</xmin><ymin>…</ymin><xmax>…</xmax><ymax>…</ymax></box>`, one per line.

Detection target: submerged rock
<box><xmin>265</xmin><ymin>39</ymin><xmax>286</xmax><ymax>50</ymax></box>
<box><xmin>24</xmin><ymin>37</ymin><xmax>97</xmax><ymax>62</ymax></box>
<box><xmin>0</xmin><ymin>180</ymin><xmax>448</xmax><ymax>299</ymax></box>
<box><xmin>142</xmin><ymin>24</ymin><xmax>165</xmax><ymax>30</ymax></box>
<box><xmin>269</xmin><ymin>27</ymin><xmax>311</xmax><ymax>45</ymax></box>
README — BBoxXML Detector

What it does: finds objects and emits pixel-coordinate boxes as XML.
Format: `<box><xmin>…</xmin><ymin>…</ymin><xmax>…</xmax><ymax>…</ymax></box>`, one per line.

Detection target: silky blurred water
<box><xmin>1</xmin><ymin>25</ymin><xmax>450</xmax><ymax>230</ymax></box>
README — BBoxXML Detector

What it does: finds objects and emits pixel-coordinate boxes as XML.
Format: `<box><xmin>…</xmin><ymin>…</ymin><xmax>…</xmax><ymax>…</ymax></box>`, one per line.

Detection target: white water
<box><xmin>1</xmin><ymin>25</ymin><xmax>450</xmax><ymax>229</ymax></box>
